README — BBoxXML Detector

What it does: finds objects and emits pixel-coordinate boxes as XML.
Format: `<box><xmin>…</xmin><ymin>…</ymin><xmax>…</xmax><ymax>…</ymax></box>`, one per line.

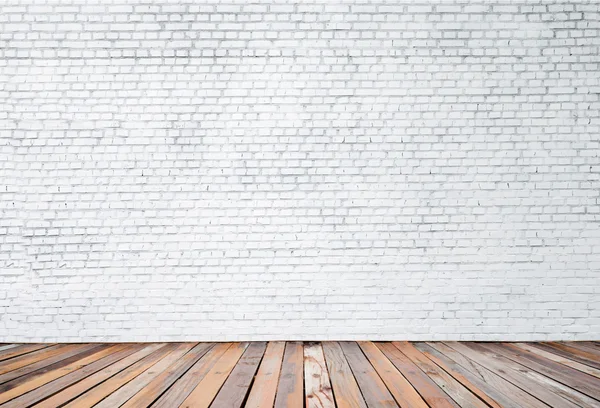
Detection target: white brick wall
<box><xmin>1</xmin><ymin>0</ymin><xmax>599</xmax><ymax>342</ymax></box>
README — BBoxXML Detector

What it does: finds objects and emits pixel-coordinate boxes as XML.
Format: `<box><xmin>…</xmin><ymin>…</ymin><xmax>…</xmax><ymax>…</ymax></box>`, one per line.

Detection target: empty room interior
<box><xmin>0</xmin><ymin>0</ymin><xmax>599</xmax><ymax>407</ymax></box>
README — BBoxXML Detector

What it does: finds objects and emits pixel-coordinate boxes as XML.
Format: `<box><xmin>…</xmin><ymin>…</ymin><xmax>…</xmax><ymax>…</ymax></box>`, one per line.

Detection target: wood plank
<box><xmin>423</xmin><ymin>342</ymin><xmax>549</xmax><ymax>408</ymax></box>
<box><xmin>543</xmin><ymin>342</ymin><xmax>600</xmax><ymax>369</ymax></box>
<box><xmin>483</xmin><ymin>343</ymin><xmax>600</xmax><ymax>401</ymax></box>
<box><xmin>8</xmin><ymin>345</ymin><xmax>142</xmax><ymax>408</ymax></box>
<box><xmin>377</xmin><ymin>342</ymin><xmax>459</xmax><ymax>408</ymax></box>
<box><xmin>304</xmin><ymin>342</ymin><xmax>335</xmax><ymax>408</ymax></box>
<box><xmin>274</xmin><ymin>342</ymin><xmax>304</xmax><ymax>408</ymax></box>
<box><xmin>0</xmin><ymin>344</ymin><xmax>95</xmax><ymax>385</ymax></box>
<box><xmin>514</xmin><ymin>343</ymin><xmax>600</xmax><ymax>380</ymax></box>
<box><xmin>580</xmin><ymin>342</ymin><xmax>600</xmax><ymax>350</ymax></box>
<box><xmin>0</xmin><ymin>344</ymin><xmax>112</xmax><ymax>405</ymax></box>
<box><xmin>392</xmin><ymin>342</ymin><xmax>486</xmax><ymax>408</ymax></box>
<box><xmin>558</xmin><ymin>342</ymin><xmax>600</xmax><ymax>359</ymax></box>
<box><xmin>0</xmin><ymin>345</ymin><xmax>52</xmax><ymax>362</ymax></box>
<box><xmin>339</xmin><ymin>341</ymin><xmax>397</xmax><ymax>408</ymax></box>
<box><xmin>358</xmin><ymin>341</ymin><xmax>427</xmax><ymax>408</ymax></box>
<box><xmin>121</xmin><ymin>343</ymin><xmax>214</xmax><ymax>408</ymax></box>
<box><xmin>245</xmin><ymin>341</ymin><xmax>286</xmax><ymax>408</ymax></box>
<box><xmin>0</xmin><ymin>346</ymin><xmax>17</xmax><ymax>353</ymax></box>
<box><xmin>94</xmin><ymin>343</ymin><xmax>196</xmax><ymax>408</ymax></box>
<box><xmin>322</xmin><ymin>342</ymin><xmax>367</xmax><ymax>408</ymax></box>
<box><xmin>2</xmin><ymin>340</ymin><xmax>598</xmax><ymax>408</ymax></box>
<box><xmin>179</xmin><ymin>342</ymin><xmax>248</xmax><ymax>407</ymax></box>
<box><xmin>412</xmin><ymin>343</ymin><xmax>502</xmax><ymax>408</ymax></box>
<box><xmin>532</xmin><ymin>342</ymin><xmax>600</xmax><ymax>371</ymax></box>
<box><xmin>150</xmin><ymin>343</ymin><xmax>231</xmax><ymax>408</ymax></box>
<box><xmin>0</xmin><ymin>344</ymin><xmax>70</xmax><ymax>375</ymax></box>
<box><xmin>30</xmin><ymin>344</ymin><xmax>157</xmax><ymax>408</ymax></box>
<box><xmin>482</xmin><ymin>343</ymin><xmax>600</xmax><ymax>408</ymax></box>
<box><xmin>446</xmin><ymin>342</ymin><xmax>586</xmax><ymax>408</ymax></box>
<box><xmin>62</xmin><ymin>344</ymin><xmax>173</xmax><ymax>407</ymax></box>
<box><xmin>210</xmin><ymin>342</ymin><xmax>266</xmax><ymax>408</ymax></box>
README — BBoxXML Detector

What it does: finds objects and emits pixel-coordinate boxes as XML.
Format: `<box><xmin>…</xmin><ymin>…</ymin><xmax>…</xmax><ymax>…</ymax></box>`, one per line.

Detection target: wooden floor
<box><xmin>0</xmin><ymin>342</ymin><xmax>599</xmax><ymax>407</ymax></box>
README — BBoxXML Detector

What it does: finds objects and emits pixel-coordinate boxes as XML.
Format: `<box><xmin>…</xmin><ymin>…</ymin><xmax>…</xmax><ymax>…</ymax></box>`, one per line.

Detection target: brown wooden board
<box><xmin>61</xmin><ymin>344</ymin><xmax>172</xmax><ymax>408</ymax></box>
<box><xmin>579</xmin><ymin>342</ymin><xmax>600</xmax><ymax>351</ymax></box>
<box><xmin>541</xmin><ymin>342</ymin><xmax>600</xmax><ymax>370</ymax></box>
<box><xmin>150</xmin><ymin>343</ymin><xmax>231</xmax><ymax>408</ymax></box>
<box><xmin>0</xmin><ymin>344</ymin><xmax>110</xmax><ymax>405</ymax></box>
<box><xmin>121</xmin><ymin>343</ymin><xmax>214</xmax><ymax>408</ymax></box>
<box><xmin>340</xmin><ymin>341</ymin><xmax>397</xmax><ymax>408</ymax></box>
<box><xmin>532</xmin><ymin>342</ymin><xmax>600</xmax><ymax>371</ymax></box>
<box><xmin>483</xmin><ymin>343</ymin><xmax>600</xmax><ymax>401</ymax></box>
<box><xmin>0</xmin><ymin>345</ymin><xmax>51</xmax><ymax>362</ymax></box>
<box><xmin>0</xmin><ymin>344</ymin><xmax>95</xmax><ymax>385</ymax></box>
<box><xmin>377</xmin><ymin>342</ymin><xmax>459</xmax><ymax>408</ymax></box>
<box><xmin>29</xmin><ymin>344</ymin><xmax>146</xmax><ymax>408</ymax></box>
<box><xmin>413</xmin><ymin>343</ymin><xmax>504</xmax><ymax>408</ymax></box>
<box><xmin>358</xmin><ymin>341</ymin><xmax>428</xmax><ymax>408</ymax></box>
<box><xmin>245</xmin><ymin>341</ymin><xmax>286</xmax><ymax>408</ymax></box>
<box><xmin>0</xmin><ymin>344</ymin><xmax>70</xmax><ymax>376</ymax></box>
<box><xmin>210</xmin><ymin>342</ymin><xmax>266</xmax><ymax>408</ymax></box>
<box><xmin>9</xmin><ymin>345</ymin><xmax>142</xmax><ymax>408</ymax></box>
<box><xmin>393</xmin><ymin>342</ymin><xmax>487</xmax><ymax>408</ymax></box>
<box><xmin>274</xmin><ymin>342</ymin><xmax>304</xmax><ymax>408</ymax></box>
<box><xmin>513</xmin><ymin>343</ymin><xmax>600</xmax><ymax>380</ymax></box>
<box><xmin>179</xmin><ymin>342</ymin><xmax>248</xmax><ymax>407</ymax></box>
<box><xmin>29</xmin><ymin>344</ymin><xmax>159</xmax><ymax>408</ymax></box>
<box><xmin>445</xmin><ymin>342</ymin><xmax>586</xmax><ymax>408</ymax></box>
<box><xmin>558</xmin><ymin>342</ymin><xmax>600</xmax><ymax>359</ymax></box>
<box><xmin>94</xmin><ymin>343</ymin><xmax>196</xmax><ymax>408</ymax></box>
<box><xmin>424</xmin><ymin>342</ymin><xmax>549</xmax><ymax>408</ymax></box>
<box><xmin>322</xmin><ymin>342</ymin><xmax>367</xmax><ymax>408</ymax></box>
<box><xmin>0</xmin><ymin>341</ymin><xmax>597</xmax><ymax>408</ymax></box>
<box><xmin>303</xmin><ymin>342</ymin><xmax>335</xmax><ymax>408</ymax></box>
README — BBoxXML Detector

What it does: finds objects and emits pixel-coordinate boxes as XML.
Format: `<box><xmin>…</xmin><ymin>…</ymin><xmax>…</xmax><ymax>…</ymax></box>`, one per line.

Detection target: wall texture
<box><xmin>1</xmin><ymin>0</ymin><xmax>599</xmax><ymax>342</ymax></box>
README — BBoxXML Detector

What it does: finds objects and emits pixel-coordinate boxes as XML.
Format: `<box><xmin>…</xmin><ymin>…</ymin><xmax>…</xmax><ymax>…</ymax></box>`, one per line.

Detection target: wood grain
<box><xmin>423</xmin><ymin>342</ymin><xmax>548</xmax><ymax>408</ymax></box>
<box><xmin>0</xmin><ymin>344</ymin><xmax>94</xmax><ymax>385</ymax></box>
<box><xmin>8</xmin><ymin>345</ymin><xmax>142</xmax><ymax>408</ymax></box>
<box><xmin>179</xmin><ymin>342</ymin><xmax>248</xmax><ymax>408</ymax></box>
<box><xmin>484</xmin><ymin>343</ymin><xmax>600</xmax><ymax>401</ymax></box>
<box><xmin>541</xmin><ymin>342</ymin><xmax>600</xmax><ymax>370</ymax></box>
<box><xmin>150</xmin><ymin>343</ymin><xmax>231</xmax><ymax>408</ymax></box>
<box><xmin>393</xmin><ymin>342</ymin><xmax>487</xmax><ymax>408</ymax></box>
<box><xmin>358</xmin><ymin>341</ymin><xmax>427</xmax><ymax>408</ymax></box>
<box><xmin>0</xmin><ymin>341</ymin><xmax>595</xmax><ymax>408</ymax></box>
<box><xmin>446</xmin><ymin>342</ymin><xmax>585</xmax><ymax>408</ymax></box>
<box><xmin>377</xmin><ymin>342</ymin><xmax>459</xmax><ymax>408</ymax></box>
<box><xmin>532</xmin><ymin>342</ymin><xmax>600</xmax><ymax>371</ymax></box>
<box><xmin>514</xmin><ymin>342</ymin><xmax>600</xmax><ymax>380</ymax></box>
<box><xmin>557</xmin><ymin>342</ymin><xmax>600</xmax><ymax>359</ymax></box>
<box><xmin>0</xmin><ymin>344</ymin><xmax>112</xmax><ymax>405</ymax></box>
<box><xmin>48</xmin><ymin>344</ymin><xmax>165</xmax><ymax>407</ymax></box>
<box><xmin>245</xmin><ymin>341</ymin><xmax>286</xmax><ymax>408</ymax></box>
<box><xmin>0</xmin><ymin>344</ymin><xmax>70</xmax><ymax>375</ymax></box>
<box><xmin>322</xmin><ymin>342</ymin><xmax>367</xmax><ymax>408</ymax></box>
<box><xmin>121</xmin><ymin>343</ymin><xmax>214</xmax><ymax>408</ymax></box>
<box><xmin>304</xmin><ymin>342</ymin><xmax>335</xmax><ymax>408</ymax></box>
<box><xmin>29</xmin><ymin>344</ymin><xmax>146</xmax><ymax>408</ymax></box>
<box><xmin>94</xmin><ymin>343</ymin><xmax>196</xmax><ymax>408</ymax></box>
<box><xmin>274</xmin><ymin>342</ymin><xmax>304</xmax><ymax>408</ymax></box>
<box><xmin>339</xmin><ymin>341</ymin><xmax>397</xmax><ymax>408</ymax></box>
<box><xmin>211</xmin><ymin>342</ymin><xmax>266</xmax><ymax>408</ymax></box>
<box><xmin>0</xmin><ymin>345</ymin><xmax>51</xmax><ymax>362</ymax></box>
<box><xmin>412</xmin><ymin>343</ymin><xmax>502</xmax><ymax>408</ymax></box>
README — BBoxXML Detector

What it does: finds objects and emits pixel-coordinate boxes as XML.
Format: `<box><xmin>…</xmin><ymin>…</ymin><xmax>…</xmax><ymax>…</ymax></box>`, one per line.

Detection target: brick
<box><xmin>0</xmin><ymin>0</ymin><xmax>598</xmax><ymax>343</ymax></box>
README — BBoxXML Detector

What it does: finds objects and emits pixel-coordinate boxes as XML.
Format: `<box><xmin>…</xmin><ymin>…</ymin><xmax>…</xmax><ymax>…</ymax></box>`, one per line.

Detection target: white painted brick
<box><xmin>0</xmin><ymin>0</ymin><xmax>599</xmax><ymax>342</ymax></box>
